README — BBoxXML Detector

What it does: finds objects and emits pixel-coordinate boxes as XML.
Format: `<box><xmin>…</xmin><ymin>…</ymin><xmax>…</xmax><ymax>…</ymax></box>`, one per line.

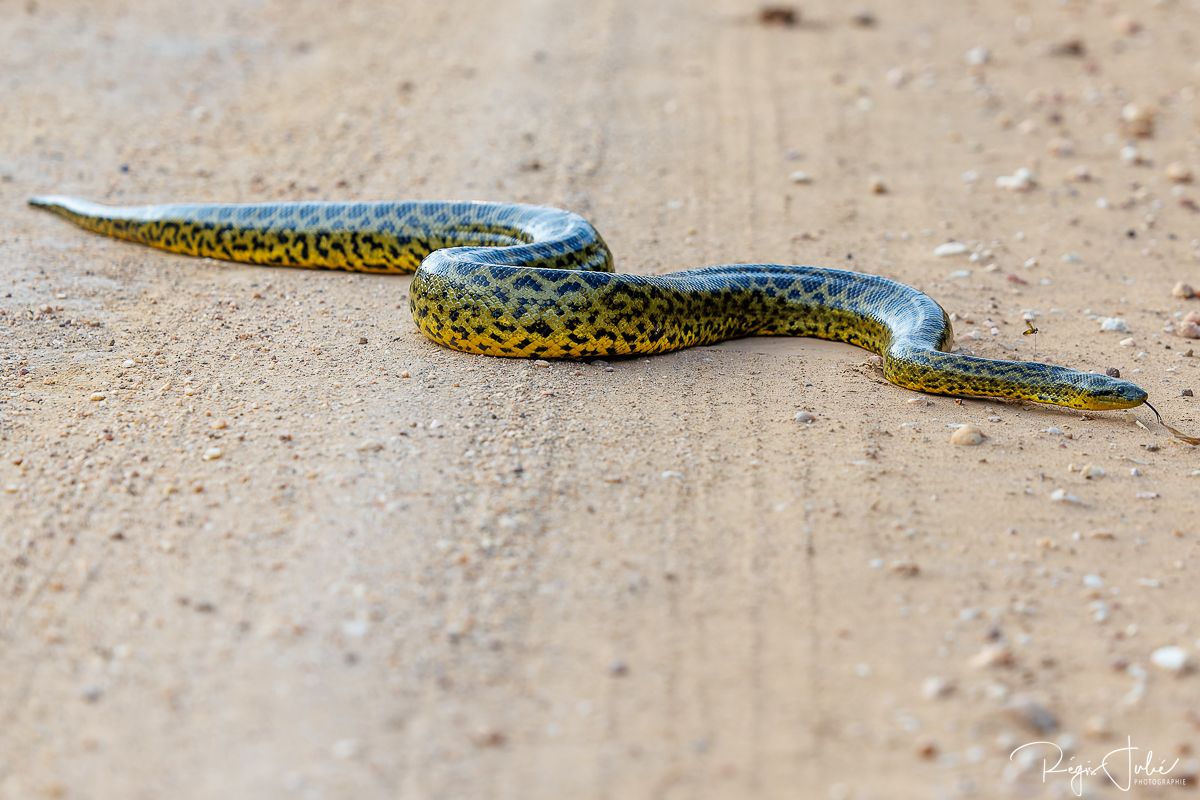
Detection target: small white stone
<box><xmin>202</xmin><ymin>447</ymin><xmax>223</xmax><ymax>461</ymax></box>
<box><xmin>1100</xmin><ymin>317</ymin><xmax>1129</xmax><ymax>332</ymax></box>
<box><xmin>1050</xmin><ymin>488</ymin><xmax>1081</xmax><ymax>505</ymax></box>
<box><xmin>1119</xmin><ymin>337</ymin><xmax>1136</xmax><ymax>347</ymax></box>
<box><xmin>922</xmin><ymin>676</ymin><xmax>955</xmax><ymax>699</ymax></box>
<box><xmin>794</xmin><ymin>410</ymin><xmax>817</xmax><ymax>424</ymax></box>
<box><xmin>342</xmin><ymin>618</ymin><xmax>369</xmax><ymax>637</ymax></box>
<box><xmin>1150</xmin><ymin>645</ymin><xmax>1190</xmax><ymax>674</ymax></box>
<box><xmin>886</xmin><ymin>67</ymin><xmax>910</xmax><ymax>87</ymax></box>
<box><xmin>789</xmin><ymin>170</ymin><xmax>813</xmax><ymax>184</ymax></box>
<box><xmin>996</xmin><ymin>168</ymin><xmax>1037</xmax><ymax>192</ymax></box>
<box><xmin>122</xmin><ymin>359</ymin><xmax>135</xmax><ymax>368</ymax></box>
<box><xmin>1120</xmin><ymin>144</ymin><xmax>1145</xmax><ymax>165</ymax></box>
<box><xmin>331</xmin><ymin>739</ymin><xmax>361</xmax><ymax>760</ymax></box>
<box><xmin>933</xmin><ymin>242</ymin><xmax>969</xmax><ymax>257</ymax></box>
<box><xmin>1081</xmin><ymin>464</ymin><xmax>1105</xmax><ymax>479</ymax></box>
<box><xmin>660</xmin><ymin>470</ymin><xmax>685</xmax><ymax>480</ymax></box>
<box><xmin>950</xmin><ymin>424</ymin><xmax>985</xmax><ymax>446</ymax></box>
<box><xmin>948</xmin><ymin>269</ymin><xmax>971</xmax><ymax>280</ymax></box>
<box><xmin>965</xmin><ymin>46</ymin><xmax>991</xmax><ymax>66</ymax></box>
<box><xmin>1083</xmin><ymin>573</ymin><xmax>1104</xmax><ymax>589</ymax></box>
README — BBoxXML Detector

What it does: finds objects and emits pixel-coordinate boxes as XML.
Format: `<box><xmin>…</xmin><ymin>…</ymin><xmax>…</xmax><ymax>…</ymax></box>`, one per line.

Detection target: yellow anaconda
<box><xmin>29</xmin><ymin>195</ymin><xmax>1148</xmax><ymax>412</ymax></box>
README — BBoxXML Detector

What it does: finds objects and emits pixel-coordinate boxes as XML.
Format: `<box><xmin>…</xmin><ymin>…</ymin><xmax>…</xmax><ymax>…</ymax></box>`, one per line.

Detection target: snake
<box><xmin>28</xmin><ymin>195</ymin><xmax>1151</xmax><ymax>413</ymax></box>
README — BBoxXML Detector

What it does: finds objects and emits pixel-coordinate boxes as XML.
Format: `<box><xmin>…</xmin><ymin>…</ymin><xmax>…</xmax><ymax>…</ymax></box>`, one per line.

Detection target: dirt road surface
<box><xmin>3</xmin><ymin>1</ymin><xmax>1199</xmax><ymax>798</ymax></box>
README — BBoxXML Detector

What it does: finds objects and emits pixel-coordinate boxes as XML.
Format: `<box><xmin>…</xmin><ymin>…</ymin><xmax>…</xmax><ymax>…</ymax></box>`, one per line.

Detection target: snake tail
<box><xmin>29</xmin><ymin>195</ymin><xmax>1149</xmax><ymax>412</ymax></box>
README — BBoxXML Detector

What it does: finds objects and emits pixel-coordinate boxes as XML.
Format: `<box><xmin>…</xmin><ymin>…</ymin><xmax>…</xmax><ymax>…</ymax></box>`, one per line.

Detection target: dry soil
<box><xmin>2</xmin><ymin>1</ymin><xmax>1200</xmax><ymax>798</ymax></box>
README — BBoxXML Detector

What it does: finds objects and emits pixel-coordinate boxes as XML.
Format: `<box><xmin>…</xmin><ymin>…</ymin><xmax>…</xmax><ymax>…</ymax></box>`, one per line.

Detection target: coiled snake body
<box><xmin>29</xmin><ymin>196</ymin><xmax>1148</xmax><ymax>412</ymax></box>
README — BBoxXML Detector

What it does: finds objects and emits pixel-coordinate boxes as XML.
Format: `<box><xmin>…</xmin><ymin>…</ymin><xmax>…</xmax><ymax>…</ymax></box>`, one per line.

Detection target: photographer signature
<box><xmin>1010</xmin><ymin>738</ymin><xmax>1184</xmax><ymax>797</ymax></box>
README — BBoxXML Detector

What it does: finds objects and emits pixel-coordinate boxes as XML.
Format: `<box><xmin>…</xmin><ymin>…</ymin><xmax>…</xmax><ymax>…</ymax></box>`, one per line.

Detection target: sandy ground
<box><xmin>2</xmin><ymin>0</ymin><xmax>1200</xmax><ymax>798</ymax></box>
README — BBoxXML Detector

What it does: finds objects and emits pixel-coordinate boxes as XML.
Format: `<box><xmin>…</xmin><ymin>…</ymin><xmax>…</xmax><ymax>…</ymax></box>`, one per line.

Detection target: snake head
<box><xmin>1082</xmin><ymin>374</ymin><xmax>1148</xmax><ymax>410</ymax></box>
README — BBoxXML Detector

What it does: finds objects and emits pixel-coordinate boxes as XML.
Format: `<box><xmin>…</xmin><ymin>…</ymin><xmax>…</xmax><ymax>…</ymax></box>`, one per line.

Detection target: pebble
<box><xmin>949</xmin><ymin>424</ymin><xmax>985</xmax><ymax>445</ymax></box>
<box><xmin>1049</xmin><ymin>488</ymin><xmax>1081</xmax><ymax>505</ymax></box>
<box><xmin>1068</xmin><ymin>165</ymin><xmax>1093</xmax><ymax>182</ymax></box>
<box><xmin>886</xmin><ymin>67</ymin><xmax>910</xmax><ymax>88</ymax></box>
<box><xmin>1048</xmin><ymin>38</ymin><xmax>1086</xmax><ymax>58</ymax></box>
<box><xmin>1150</xmin><ymin>645</ymin><xmax>1190</xmax><ymax>674</ymax></box>
<box><xmin>1183</xmin><ymin>389</ymin><xmax>1194</xmax><ymax>397</ymax></box>
<box><xmin>965</xmin><ymin>46</ymin><xmax>991</xmax><ymax>66</ymax></box>
<box><xmin>1166</xmin><ymin>162</ymin><xmax>1193</xmax><ymax>184</ymax></box>
<box><xmin>1100</xmin><ymin>317</ymin><xmax>1129</xmax><ymax>332</ymax></box>
<box><xmin>1081</xmin><ymin>464</ymin><xmax>1105</xmax><ymax>480</ymax></box>
<box><xmin>533</xmin><ymin>359</ymin><xmax>551</xmax><ymax>368</ymax></box>
<box><xmin>921</xmin><ymin>676</ymin><xmax>955</xmax><ymax>700</ymax></box>
<box><xmin>1121</xmin><ymin>103</ymin><xmax>1155</xmax><ymax>138</ymax></box>
<box><xmin>1179</xmin><ymin>311</ymin><xmax>1200</xmax><ymax>339</ymax></box>
<box><xmin>789</xmin><ymin>170</ymin><xmax>813</xmax><ymax>184</ymax></box>
<box><xmin>122</xmin><ymin>359</ymin><xmax>135</xmax><ymax>368</ymax></box>
<box><xmin>202</xmin><ymin>447</ymin><xmax>223</xmax><ymax>461</ymax></box>
<box><xmin>470</xmin><ymin>727</ymin><xmax>507</xmax><ymax>748</ymax></box>
<box><xmin>1007</xmin><ymin>697</ymin><xmax>1060</xmax><ymax>735</ymax></box>
<box><xmin>1120</xmin><ymin>144</ymin><xmax>1146</xmax><ymax>165</ymax></box>
<box><xmin>1046</xmin><ymin>137</ymin><xmax>1075</xmax><ymax>157</ymax></box>
<box><xmin>89</xmin><ymin>392</ymin><xmax>106</xmax><ymax>402</ymax></box>
<box><xmin>868</xmin><ymin>175</ymin><xmax>888</xmax><ymax>194</ymax></box>
<box><xmin>794</xmin><ymin>410</ymin><xmax>816</xmax><ymax>424</ymax></box>
<box><xmin>1111</xmin><ymin>13</ymin><xmax>1142</xmax><ymax>35</ymax></box>
<box><xmin>1119</xmin><ymin>337</ymin><xmax>1136</xmax><ymax>347</ymax></box>
<box><xmin>1173</xmin><ymin>282</ymin><xmax>1196</xmax><ymax>299</ymax></box>
<box><xmin>331</xmin><ymin>739</ymin><xmax>361</xmax><ymax>760</ymax></box>
<box><xmin>933</xmin><ymin>242</ymin><xmax>969</xmax><ymax>257</ymax></box>
<box><xmin>969</xmin><ymin>644</ymin><xmax>1015</xmax><ymax>669</ymax></box>
<box><xmin>1106</xmin><ymin>367</ymin><xmax>1121</xmax><ymax>378</ymax></box>
<box><xmin>850</xmin><ymin>8</ymin><xmax>876</xmax><ymax>27</ymax></box>
<box><xmin>995</xmin><ymin>167</ymin><xmax>1036</xmax><ymax>192</ymax></box>
<box><xmin>1136</xmin><ymin>491</ymin><xmax>1160</xmax><ymax>500</ymax></box>
<box><xmin>1083</xmin><ymin>573</ymin><xmax>1104</xmax><ymax>589</ymax></box>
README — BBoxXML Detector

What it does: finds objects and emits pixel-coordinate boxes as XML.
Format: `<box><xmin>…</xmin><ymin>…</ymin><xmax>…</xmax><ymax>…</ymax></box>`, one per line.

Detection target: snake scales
<box><xmin>29</xmin><ymin>195</ymin><xmax>1150</xmax><ymax>412</ymax></box>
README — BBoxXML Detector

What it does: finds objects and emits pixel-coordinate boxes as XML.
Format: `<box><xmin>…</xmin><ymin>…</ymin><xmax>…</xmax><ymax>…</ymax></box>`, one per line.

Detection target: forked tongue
<box><xmin>1145</xmin><ymin>401</ymin><xmax>1200</xmax><ymax>445</ymax></box>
